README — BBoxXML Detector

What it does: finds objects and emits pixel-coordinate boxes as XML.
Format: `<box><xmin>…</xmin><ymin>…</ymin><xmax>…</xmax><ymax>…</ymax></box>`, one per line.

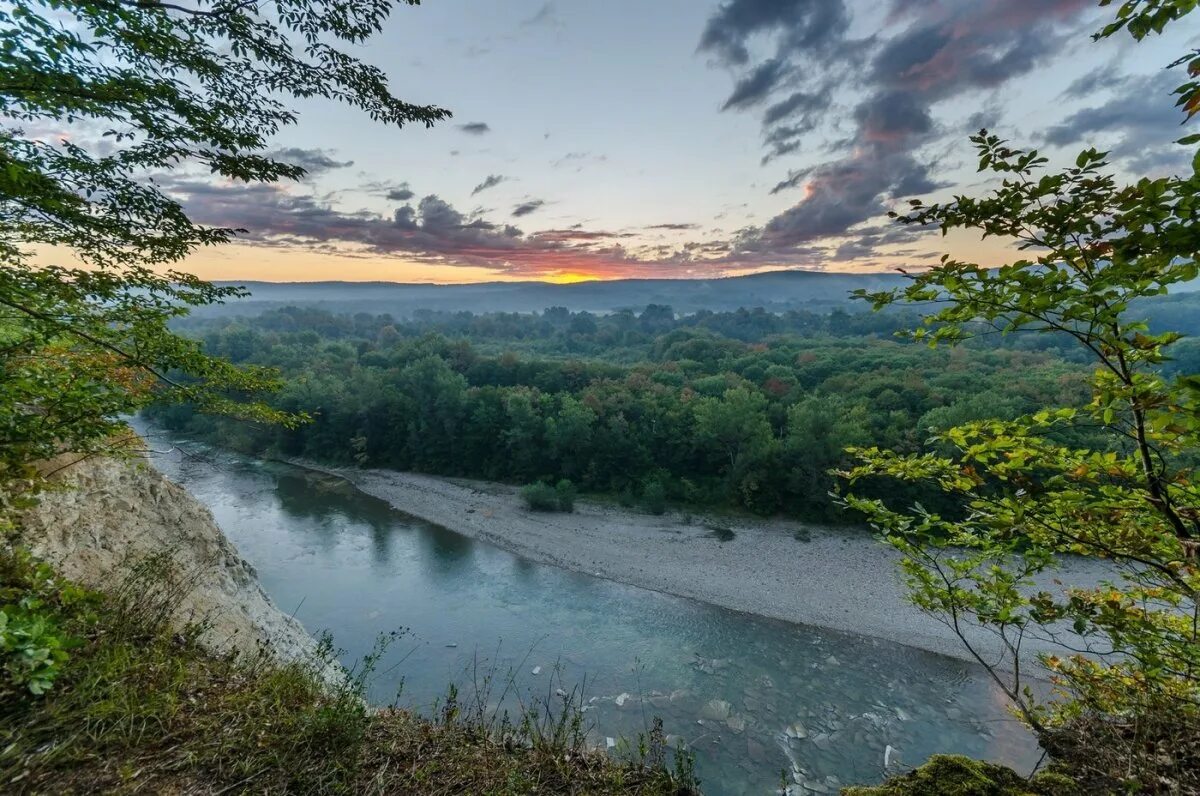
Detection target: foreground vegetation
<box><xmin>0</xmin><ymin>547</ymin><xmax>698</xmax><ymax>795</ymax></box>
<box><xmin>842</xmin><ymin>756</ymin><xmax>1079</xmax><ymax>796</ymax></box>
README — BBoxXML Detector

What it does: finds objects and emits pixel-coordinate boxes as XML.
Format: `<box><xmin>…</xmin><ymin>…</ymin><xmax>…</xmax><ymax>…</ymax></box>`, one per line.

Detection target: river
<box><xmin>141</xmin><ymin>430</ymin><xmax>1039</xmax><ymax>795</ymax></box>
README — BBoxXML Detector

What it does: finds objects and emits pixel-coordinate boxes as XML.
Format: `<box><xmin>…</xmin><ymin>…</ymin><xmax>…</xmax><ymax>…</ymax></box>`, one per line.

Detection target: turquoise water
<box><xmin>142</xmin><ymin>431</ymin><xmax>1038</xmax><ymax>795</ymax></box>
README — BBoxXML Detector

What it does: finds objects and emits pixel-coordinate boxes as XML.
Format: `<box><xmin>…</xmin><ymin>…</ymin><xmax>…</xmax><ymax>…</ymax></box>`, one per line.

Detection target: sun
<box><xmin>544</xmin><ymin>271</ymin><xmax>600</xmax><ymax>284</ymax></box>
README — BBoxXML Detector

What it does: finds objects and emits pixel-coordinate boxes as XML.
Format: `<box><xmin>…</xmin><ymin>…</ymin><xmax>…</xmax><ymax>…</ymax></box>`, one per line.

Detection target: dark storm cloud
<box><xmin>471</xmin><ymin>174</ymin><xmax>507</xmax><ymax>195</ymax></box>
<box><xmin>267</xmin><ymin>147</ymin><xmax>353</xmax><ymax>177</ymax></box>
<box><xmin>387</xmin><ymin>185</ymin><xmax>415</xmax><ymax>201</ymax></box>
<box><xmin>512</xmin><ymin>199</ymin><xmax>545</xmax><ymax>217</ymax></box>
<box><xmin>702</xmin><ymin>0</ymin><xmax>1097</xmax><ymax>257</ymax></box>
<box><xmin>458</xmin><ymin>122</ymin><xmax>491</xmax><ymax>135</ymax></box>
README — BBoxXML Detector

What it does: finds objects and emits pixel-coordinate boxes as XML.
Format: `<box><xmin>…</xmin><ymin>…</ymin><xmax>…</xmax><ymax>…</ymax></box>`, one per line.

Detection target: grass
<box><xmin>0</xmin><ymin>546</ymin><xmax>700</xmax><ymax>795</ymax></box>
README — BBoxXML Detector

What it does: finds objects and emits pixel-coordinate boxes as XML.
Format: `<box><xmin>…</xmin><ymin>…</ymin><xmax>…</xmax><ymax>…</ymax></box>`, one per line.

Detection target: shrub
<box><xmin>641</xmin><ymin>481</ymin><xmax>667</xmax><ymax>515</ymax></box>
<box><xmin>554</xmin><ymin>479</ymin><xmax>577</xmax><ymax>512</ymax></box>
<box><xmin>617</xmin><ymin>488</ymin><xmax>637</xmax><ymax>509</ymax></box>
<box><xmin>520</xmin><ymin>481</ymin><xmax>559</xmax><ymax>512</ymax></box>
<box><xmin>0</xmin><ymin>550</ymin><xmax>85</xmax><ymax>696</ymax></box>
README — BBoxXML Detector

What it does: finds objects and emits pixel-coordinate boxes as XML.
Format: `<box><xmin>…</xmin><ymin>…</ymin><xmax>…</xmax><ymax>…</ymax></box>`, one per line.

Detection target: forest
<box><xmin>145</xmin><ymin>296</ymin><xmax>1198</xmax><ymax>520</ymax></box>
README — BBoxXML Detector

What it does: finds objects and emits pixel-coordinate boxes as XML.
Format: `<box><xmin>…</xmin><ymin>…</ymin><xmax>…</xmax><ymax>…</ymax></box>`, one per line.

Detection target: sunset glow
<box><xmin>115</xmin><ymin>0</ymin><xmax>1183</xmax><ymax>285</ymax></box>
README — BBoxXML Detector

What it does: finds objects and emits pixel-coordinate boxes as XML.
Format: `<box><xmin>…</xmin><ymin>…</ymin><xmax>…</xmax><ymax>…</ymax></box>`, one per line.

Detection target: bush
<box><xmin>0</xmin><ymin>550</ymin><xmax>85</xmax><ymax>696</ymax></box>
<box><xmin>641</xmin><ymin>481</ymin><xmax>667</xmax><ymax>515</ymax></box>
<box><xmin>520</xmin><ymin>481</ymin><xmax>559</xmax><ymax>512</ymax></box>
<box><xmin>617</xmin><ymin>487</ymin><xmax>637</xmax><ymax>508</ymax></box>
<box><xmin>554</xmin><ymin>479</ymin><xmax>577</xmax><ymax>512</ymax></box>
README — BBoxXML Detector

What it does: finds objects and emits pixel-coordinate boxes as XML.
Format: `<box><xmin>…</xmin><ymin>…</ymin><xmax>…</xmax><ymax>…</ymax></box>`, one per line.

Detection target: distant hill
<box><xmin>203</xmin><ymin>270</ymin><xmax>910</xmax><ymax>317</ymax></box>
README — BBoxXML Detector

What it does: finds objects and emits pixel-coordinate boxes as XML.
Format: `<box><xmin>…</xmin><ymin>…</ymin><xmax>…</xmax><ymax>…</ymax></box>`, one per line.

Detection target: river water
<box><xmin>141</xmin><ymin>430</ymin><xmax>1039</xmax><ymax>795</ymax></box>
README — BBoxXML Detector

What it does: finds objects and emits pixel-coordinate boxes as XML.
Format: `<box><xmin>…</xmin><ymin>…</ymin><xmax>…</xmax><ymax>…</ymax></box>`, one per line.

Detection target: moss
<box><xmin>841</xmin><ymin>754</ymin><xmax>1080</xmax><ymax>796</ymax></box>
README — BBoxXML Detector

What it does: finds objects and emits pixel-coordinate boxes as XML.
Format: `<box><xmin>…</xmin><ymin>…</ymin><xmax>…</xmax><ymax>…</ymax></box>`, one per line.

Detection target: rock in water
<box><xmin>700</xmin><ymin>699</ymin><xmax>733</xmax><ymax>721</ymax></box>
<box><xmin>746</xmin><ymin>737</ymin><xmax>767</xmax><ymax>764</ymax></box>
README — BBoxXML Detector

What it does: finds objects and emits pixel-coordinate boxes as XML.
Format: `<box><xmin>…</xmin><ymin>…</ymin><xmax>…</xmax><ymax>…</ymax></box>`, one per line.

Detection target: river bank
<box><xmin>286</xmin><ymin>461</ymin><xmax>1109</xmax><ymax>670</ymax></box>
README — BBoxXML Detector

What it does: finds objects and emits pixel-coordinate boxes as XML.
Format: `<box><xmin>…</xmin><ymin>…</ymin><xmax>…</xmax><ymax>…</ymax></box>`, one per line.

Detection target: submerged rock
<box><xmin>699</xmin><ymin>698</ymin><xmax>733</xmax><ymax>721</ymax></box>
<box><xmin>746</xmin><ymin>737</ymin><xmax>767</xmax><ymax>764</ymax></box>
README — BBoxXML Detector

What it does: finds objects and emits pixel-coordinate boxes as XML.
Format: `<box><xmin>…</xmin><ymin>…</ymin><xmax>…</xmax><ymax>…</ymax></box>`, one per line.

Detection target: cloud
<box><xmin>552</xmin><ymin>151</ymin><xmax>608</xmax><ymax>170</ymax></box>
<box><xmin>698</xmin><ymin>0</ymin><xmax>851</xmax><ymax>67</ymax></box>
<box><xmin>533</xmin><ymin>228</ymin><xmax>636</xmax><ymax>242</ymax></box>
<box><xmin>162</xmin><ymin>174</ymin><xmax>796</xmax><ymax>278</ymax></box>
<box><xmin>471</xmin><ymin>174</ymin><xmax>507</xmax><ymax>195</ymax></box>
<box><xmin>721</xmin><ymin>58</ymin><xmax>789</xmax><ymax>111</ymax></box>
<box><xmin>458</xmin><ymin>122</ymin><xmax>491</xmax><ymax>135</ymax></box>
<box><xmin>763</xmin><ymin>88</ymin><xmax>831</xmax><ymax>127</ymax></box>
<box><xmin>1045</xmin><ymin>70</ymin><xmax>1187</xmax><ymax>173</ymax></box>
<box><xmin>646</xmin><ymin>223</ymin><xmax>699</xmax><ymax>231</ymax></box>
<box><xmin>512</xmin><ymin>199</ymin><xmax>545</xmax><ymax>217</ymax></box>
<box><xmin>522</xmin><ymin>2</ymin><xmax>561</xmax><ymax>28</ymax></box>
<box><xmin>702</xmin><ymin>0</ymin><xmax>1097</xmax><ymax>258</ymax></box>
<box><xmin>387</xmin><ymin>184</ymin><xmax>415</xmax><ymax>201</ymax></box>
<box><xmin>267</xmin><ymin>147</ymin><xmax>353</xmax><ymax>178</ymax></box>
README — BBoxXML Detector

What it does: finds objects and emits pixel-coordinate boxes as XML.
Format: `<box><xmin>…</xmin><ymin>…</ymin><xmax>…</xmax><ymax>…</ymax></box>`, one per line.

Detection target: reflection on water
<box><xmin>142</xmin><ymin>431</ymin><xmax>1040</xmax><ymax>795</ymax></box>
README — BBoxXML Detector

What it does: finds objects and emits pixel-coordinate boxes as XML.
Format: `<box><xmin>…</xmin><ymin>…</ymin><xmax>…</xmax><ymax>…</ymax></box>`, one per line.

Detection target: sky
<box><xmin>167</xmin><ymin>0</ymin><xmax>1194</xmax><ymax>284</ymax></box>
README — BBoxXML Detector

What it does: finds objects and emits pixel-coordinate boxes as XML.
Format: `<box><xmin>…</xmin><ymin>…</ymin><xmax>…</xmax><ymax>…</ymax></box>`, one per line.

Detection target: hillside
<box><xmin>201</xmin><ymin>270</ymin><xmax>910</xmax><ymax>317</ymax></box>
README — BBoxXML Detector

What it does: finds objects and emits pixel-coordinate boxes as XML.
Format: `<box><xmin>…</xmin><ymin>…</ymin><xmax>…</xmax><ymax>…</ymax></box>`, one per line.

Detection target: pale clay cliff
<box><xmin>18</xmin><ymin>451</ymin><xmax>321</xmax><ymax>665</ymax></box>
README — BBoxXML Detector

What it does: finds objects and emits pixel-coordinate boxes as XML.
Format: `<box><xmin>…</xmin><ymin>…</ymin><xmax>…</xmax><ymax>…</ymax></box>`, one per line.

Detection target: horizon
<box><xmin>125</xmin><ymin>0</ymin><xmax>1192</xmax><ymax>285</ymax></box>
<box><xmin>215</xmin><ymin>267</ymin><xmax>897</xmax><ymax>287</ymax></box>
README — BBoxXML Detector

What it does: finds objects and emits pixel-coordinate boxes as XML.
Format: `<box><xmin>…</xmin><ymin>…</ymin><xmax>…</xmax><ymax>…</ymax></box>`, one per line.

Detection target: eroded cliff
<box><xmin>17</xmin><ymin>450</ymin><xmax>318</xmax><ymax>663</ymax></box>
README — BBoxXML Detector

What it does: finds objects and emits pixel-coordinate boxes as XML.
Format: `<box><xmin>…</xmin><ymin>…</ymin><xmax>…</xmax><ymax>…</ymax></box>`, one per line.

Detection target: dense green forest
<box><xmin>146</xmin><ymin>298</ymin><xmax>1200</xmax><ymax>520</ymax></box>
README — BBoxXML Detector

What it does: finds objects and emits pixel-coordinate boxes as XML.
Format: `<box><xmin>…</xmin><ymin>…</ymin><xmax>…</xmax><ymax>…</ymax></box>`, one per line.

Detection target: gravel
<box><xmin>292</xmin><ymin>461</ymin><xmax>1111</xmax><ymax>671</ymax></box>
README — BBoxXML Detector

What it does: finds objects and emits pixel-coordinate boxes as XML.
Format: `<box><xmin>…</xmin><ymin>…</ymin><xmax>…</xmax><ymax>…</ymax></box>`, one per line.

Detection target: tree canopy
<box><xmin>0</xmin><ymin>0</ymin><xmax>448</xmax><ymax>508</ymax></box>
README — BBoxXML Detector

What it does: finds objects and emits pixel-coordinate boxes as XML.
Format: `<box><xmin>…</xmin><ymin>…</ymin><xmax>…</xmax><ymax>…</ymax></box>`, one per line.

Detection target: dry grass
<box><xmin>1040</xmin><ymin>709</ymin><xmax>1200</xmax><ymax>795</ymax></box>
